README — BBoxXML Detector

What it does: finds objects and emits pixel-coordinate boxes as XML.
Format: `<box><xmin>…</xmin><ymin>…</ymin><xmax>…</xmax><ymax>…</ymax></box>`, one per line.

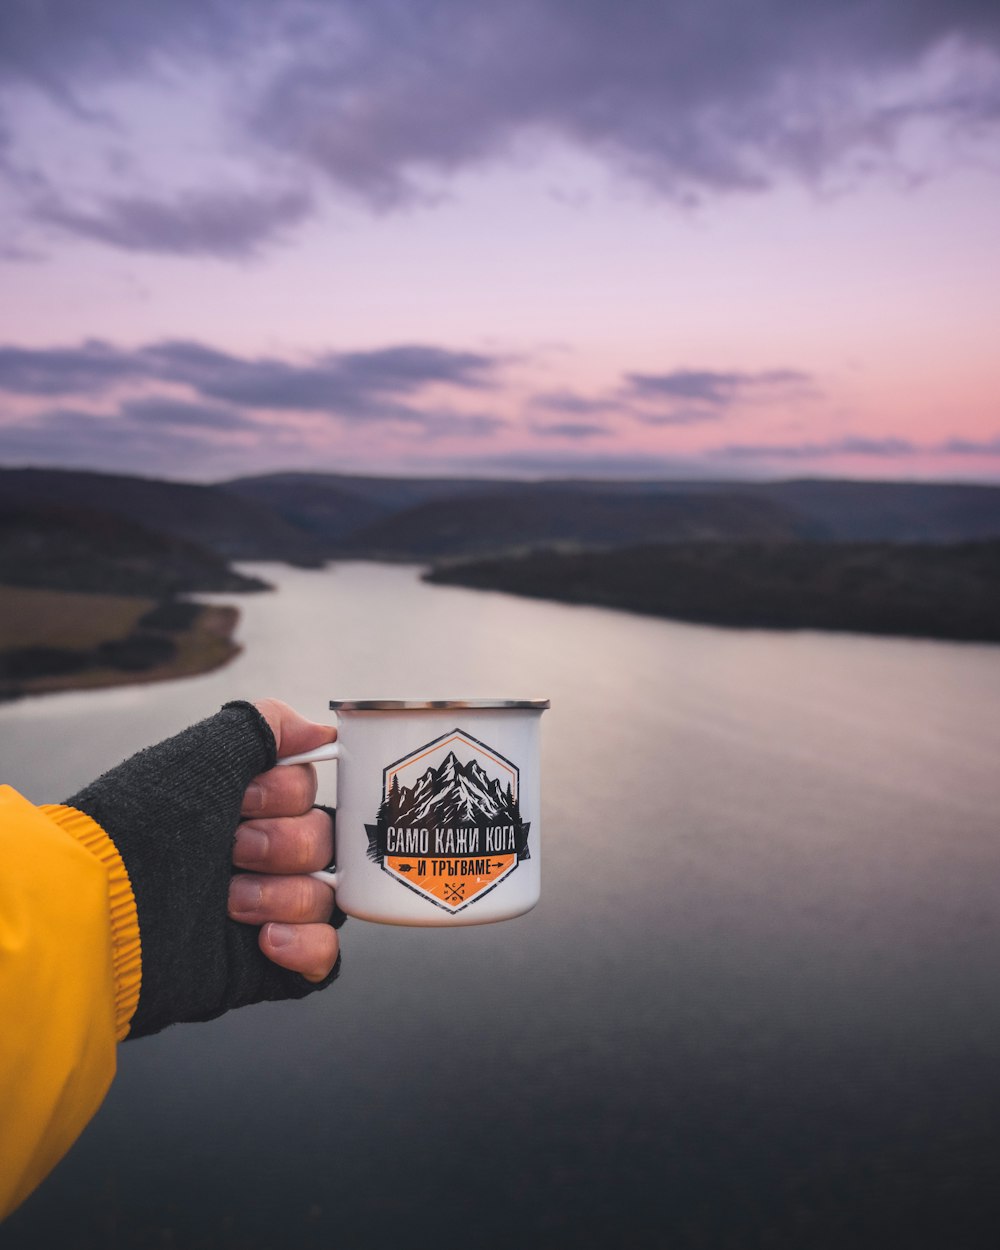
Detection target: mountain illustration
<box><xmin>383</xmin><ymin>752</ymin><xmax>518</xmax><ymax>826</ymax></box>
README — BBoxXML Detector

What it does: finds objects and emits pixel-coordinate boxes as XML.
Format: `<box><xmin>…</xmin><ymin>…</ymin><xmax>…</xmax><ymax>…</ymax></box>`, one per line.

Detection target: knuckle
<box><xmin>293</xmin><ymin>877</ymin><xmax>316</xmax><ymax>919</ymax></box>
<box><xmin>300</xmin><ymin>767</ymin><xmax>319</xmax><ymax>806</ymax></box>
<box><xmin>284</xmin><ymin>837</ymin><xmax>312</xmax><ymax>874</ymax></box>
<box><xmin>290</xmin><ymin>877</ymin><xmax>330</xmax><ymax>922</ymax></box>
<box><xmin>257</xmin><ymin>766</ymin><xmax>315</xmax><ymax>817</ymax></box>
<box><xmin>302</xmin><ymin>809</ymin><xmax>333</xmax><ymax>869</ymax></box>
<box><xmin>286</xmin><ymin>813</ymin><xmax>323</xmax><ymax>871</ymax></box>
<box><xmin>283</xmin><ymin>766</ymin><xmax>317</xmax><ymax>813</ymax></box>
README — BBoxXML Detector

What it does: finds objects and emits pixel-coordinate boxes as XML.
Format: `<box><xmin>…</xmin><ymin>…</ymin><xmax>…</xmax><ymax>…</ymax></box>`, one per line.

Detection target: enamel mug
<box><xmin>280</xmin><ymin>699</ymin><xmax>549</xmax><ymax>926</ymax></box>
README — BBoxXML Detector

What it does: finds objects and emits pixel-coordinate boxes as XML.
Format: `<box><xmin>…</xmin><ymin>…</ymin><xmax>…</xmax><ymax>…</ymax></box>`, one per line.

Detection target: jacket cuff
<box><xmin>40</xmin><ymin>804</ymin><xmax>142</xmax><ymax>1042</ymax></box>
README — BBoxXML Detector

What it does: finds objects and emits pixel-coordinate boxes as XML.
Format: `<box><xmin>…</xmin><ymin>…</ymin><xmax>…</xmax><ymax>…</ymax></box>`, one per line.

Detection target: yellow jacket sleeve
<box><xmin>0</xmin><ymin>785</ymin><xmax>141</xmax><ymax>1220</ymax></box>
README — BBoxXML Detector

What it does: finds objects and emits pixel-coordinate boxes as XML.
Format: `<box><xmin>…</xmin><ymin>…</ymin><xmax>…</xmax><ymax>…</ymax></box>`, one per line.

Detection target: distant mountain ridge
<box><xmin>3</xmin><ymin>467</ymin><xmax>1000</xmax><ymax>569</ymax></box>
<box><xmin>0</xmin><ymin>467</ymin><xmax>328</xmax><ymax>564</ymax></box>
<box><xmin>224</xmin><ymin>470</ymin><xmax>1000</xmax><ymax>556</ymax></box>
<box><xmin>0</xmin><ymin>503</ymin><xmax>267</xmax><ymax>595</ymax></box>
<box><xmin>698</xmin><ymin>479</ymin><xmax>1000</xmax><ymax>544</ymax></box>
<box><xmin>328</xmin><ymin>487</ymin><xmax>814</xmax><ymax>559</ymax></box>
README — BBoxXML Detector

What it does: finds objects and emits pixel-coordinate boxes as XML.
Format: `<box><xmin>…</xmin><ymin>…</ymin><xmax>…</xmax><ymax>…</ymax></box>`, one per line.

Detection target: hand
<box><xmin>227</xmin><ymin>699</ymin><xmax>340</xmax><ymax>983</ymax></box>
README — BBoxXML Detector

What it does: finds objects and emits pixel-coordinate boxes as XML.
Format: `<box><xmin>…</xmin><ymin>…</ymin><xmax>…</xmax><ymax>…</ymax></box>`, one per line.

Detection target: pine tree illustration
<box><xmin>387</xmin><ymin>773</ymin><xmax>401</xmax><ymax>820</ymax></box>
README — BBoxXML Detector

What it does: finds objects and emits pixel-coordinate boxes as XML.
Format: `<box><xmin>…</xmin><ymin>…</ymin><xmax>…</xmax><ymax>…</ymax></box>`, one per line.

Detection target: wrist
<box><xmin>65</xmin><ymin>700</ymin><xmax>282</xmax><ymax>1037</ymax></box>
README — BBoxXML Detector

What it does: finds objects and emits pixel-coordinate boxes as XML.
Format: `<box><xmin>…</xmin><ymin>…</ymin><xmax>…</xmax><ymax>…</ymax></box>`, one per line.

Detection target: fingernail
<box><xmin>243</xmin><ymin>783</ymin><xmax>265</xmax><ymax>814</ymax></box>
<box><xmin>235</xmin><ymin>825</ymin><xmax>269</xmax><ymax>864</ymax></box>
<box><xmin>267</xmin><ymin>923</ymin><xmax>296</xmax><ymax>950</ymax></box>
<box><xmin>229</xmin><ymin>876</ymin><xmax>263</xmax><ymax>914</ymax></box>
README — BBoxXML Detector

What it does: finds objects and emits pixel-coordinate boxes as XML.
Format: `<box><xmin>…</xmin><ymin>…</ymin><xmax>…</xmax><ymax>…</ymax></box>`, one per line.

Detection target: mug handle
<box><xmin>276</xmin><ymin>743</ymin><xmax>340</xmax><ymax>767</ymax></box>
<box><xmin>276</xmin><ymin>743</ymin><xmax>341</xmax><ymax>886</ymax></box>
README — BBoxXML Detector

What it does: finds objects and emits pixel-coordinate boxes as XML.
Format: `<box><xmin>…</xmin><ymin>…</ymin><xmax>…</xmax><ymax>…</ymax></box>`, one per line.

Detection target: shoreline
<box><xmin>424</xmin><ymin>540</ymin><xmax>1000</xmax><ymax>645</ymax></box>
<box><xmin>0</xmin><ymin>586</ymin><xmax>243</xmax><ymax>702</ymax></box>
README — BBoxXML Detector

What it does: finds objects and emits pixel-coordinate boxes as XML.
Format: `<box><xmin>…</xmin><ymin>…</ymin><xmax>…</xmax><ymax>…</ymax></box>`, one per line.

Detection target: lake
<box><xmin>4</xmin><ymin>562</ymin><xmax>1000</xmax><ymax>1249</ymax></box>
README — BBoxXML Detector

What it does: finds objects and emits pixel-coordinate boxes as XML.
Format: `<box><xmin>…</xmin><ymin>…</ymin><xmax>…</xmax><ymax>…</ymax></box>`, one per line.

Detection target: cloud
<box><xmin>1</xmin><ymin>0</ymin><xmax>998</xmax><ymax>253</ymax></box>
<box><xmin>468</xmin><ymin>430</ymin><xmax>1000</xmax><ymax>482</ymax></box>
<box><xmin>314</xmin><ymin>344</ymin><xmax>501</xmax><ymax>396</ymax></box>
<box><xmin>406</xmin><ymin>410</ymin><xmax>506</xmax><ymax>440</ymax></box>
<box><xmin>0</xmin><ymin>336</ymin><xmax>510</xmax><ymax>474</ymax></box>
<box><xmin>0</xmin><ymin>339</ymin><xmax>502</xmax><ymax>420</ymax></box>
<box><xmin>248</xmin><ymin>2</ymin><xmax>1000</xmax><ymax>205</ymax></box>
<box><xmin>620</xmin><ymin>368</ymin><xmax>818</xmax><ymax>427</ymax></box>
<box><xmin>35</xmin><ymin>186</ymin><xmax>313</xmax><ymax>258</ymax></box>
<box><xmin>0</xmin><ymin>1</ymin><xmax>269</xmax><ymax>90</ymax></box>
<box><xmin>839</xmin><ymin>435</ymin><xmax>920</xmax><ymax>457</ymax></box>
<box><xmin>145</xmin><ymin>340</ymin><xmax>501</xmax><ymax>417</ymax></box>
<box><xmin>529</xmin><ymin>369</ymin><xmax>816</xmax><ymax>431</ymax></box>
<box><xmin>632</xmin><ymin>407</ymin><xmax>727</xmax><ymax>429</ymax></box>
<box><xmin>940</xmin><ymin>435</ymin><xmax>1000</xmax><ymax>455</ymax></box>
<box><xmin>0</xmin><ymin>340</ymin><xmax>144</xmax><ymax>395</ymax></box>
<box><xmin>0</xmin><ymin>116</ymin><xmax>12</xmax><ymax>177</ymax></box>
<box><xmin>458</xmin><ymin>449</ymin><xmax>718</xmax><ymax>479</ymax></box>
<box><xmin>0</xmin><ymin>405</ymin><xmax>240</xmax><ymax>476</ymax></box>
<box><xmin>720</xmin><ymin>435</ymin><xmax>920</xmax><ymax>460</ymax></box>
<box><xmin>531</xmin><ymin>421</ymin><xmax>609</xmax><ymax>440</ymax></box>
<box><xmin>0</xmin><ymin>241</ymin><xmax>43</xmax><ymax>262</ymax></box>
<box><xmin>120</xmin><ymin>396</ymin><xmax>256</xmax><ymax>431</ymax></box>
<box><xmin>532</xmin><ymin>390</ymin><xmax>614</xmax><ymax>417</ymax></box>
<box><xmin>625</xmin><ymin>368</ymin><xmax>814</xmax><ymax>407</ymax></box>
<box><xmin>0</xmin><ymin>397</ymin><xmax>505</xmax><ymax>478</ymax></box>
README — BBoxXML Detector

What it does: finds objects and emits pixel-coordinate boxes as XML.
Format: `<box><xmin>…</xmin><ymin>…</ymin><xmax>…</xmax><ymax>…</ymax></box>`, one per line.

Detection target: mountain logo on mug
<box><xmin>365</xmin><ymin>728</ymin><xmax>530</xmax><ymax>913</ymax></box>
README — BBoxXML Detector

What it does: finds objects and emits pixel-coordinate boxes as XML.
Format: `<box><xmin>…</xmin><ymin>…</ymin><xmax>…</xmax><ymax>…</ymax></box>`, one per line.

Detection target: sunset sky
<box><xmin>1</xmin><ymin>0</ymin><xmax>998</xmax><ymax>482</ymax></box>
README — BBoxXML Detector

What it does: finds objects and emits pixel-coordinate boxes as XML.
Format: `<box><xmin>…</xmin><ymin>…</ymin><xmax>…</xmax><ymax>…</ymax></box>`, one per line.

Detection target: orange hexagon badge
<box><xmin>364</xmin><ymin>728</ymin><xmax>530</xmax><ymax>913</ymax></box>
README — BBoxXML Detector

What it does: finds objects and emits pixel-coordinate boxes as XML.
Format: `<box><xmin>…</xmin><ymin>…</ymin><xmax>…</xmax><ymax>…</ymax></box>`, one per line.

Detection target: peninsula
<box><xmin>424</xmin><ymin>540</ymin><xmax>1000</xmax><ymax>644</ymax></box>
<box><xmin>0</xmin><ymin>502</ymin><xmax>266</xmax><ymax>701</ymax></box>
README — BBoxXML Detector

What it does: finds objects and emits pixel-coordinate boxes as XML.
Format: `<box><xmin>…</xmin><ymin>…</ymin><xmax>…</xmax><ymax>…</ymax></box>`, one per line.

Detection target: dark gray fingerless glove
<box><xmin>67</xmin><ymin>700</ymin><xmax>340</xmax><ymax>1039</ymax></box>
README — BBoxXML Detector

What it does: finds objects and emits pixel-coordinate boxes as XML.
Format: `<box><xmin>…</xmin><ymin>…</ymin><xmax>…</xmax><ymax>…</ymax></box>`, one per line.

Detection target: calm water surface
<box><xmin>4</xmin><ymin>563</ymin><xmax>1000</xmax><ymax>1249</ymax></box>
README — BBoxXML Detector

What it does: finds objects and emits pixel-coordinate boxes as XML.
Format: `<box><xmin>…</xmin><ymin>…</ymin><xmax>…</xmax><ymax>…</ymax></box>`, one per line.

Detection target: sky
<box><xmin>1</xmin><ymin>0</ymin><xmax>998</xmax><ymax>483</ymax></box>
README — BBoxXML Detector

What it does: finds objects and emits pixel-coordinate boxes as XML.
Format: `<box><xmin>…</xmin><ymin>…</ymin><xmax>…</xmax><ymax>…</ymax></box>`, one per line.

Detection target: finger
<box><xmin>241</xmin><ymin>761</ymin><xmax>318</xmax><ymax>819</ymax></box>
<box><xmin>228</xmin><ymin>873</ymin><xmax>335</xmax><ymax>925</ymax></box>
<box><xmin>260</xmin><ymin>922</ymin><xmax>340</xmax><ymax>983</ymax></box>
<box><xmin>254</xmin><ymin>698</ymin><xmax>337</xmax><ymax>761</ymax></box>
<box><xmin>233</xmin><ymin>808</ymin><xmax>334</xmax><ymax>874</ymax></box>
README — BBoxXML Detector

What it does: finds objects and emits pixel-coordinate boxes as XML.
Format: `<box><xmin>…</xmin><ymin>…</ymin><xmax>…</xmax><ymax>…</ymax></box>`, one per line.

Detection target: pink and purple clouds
<box><xmin>1</xmin><ymin>1</ymin><xmax>998</xmax><ymax>481</ymax></box>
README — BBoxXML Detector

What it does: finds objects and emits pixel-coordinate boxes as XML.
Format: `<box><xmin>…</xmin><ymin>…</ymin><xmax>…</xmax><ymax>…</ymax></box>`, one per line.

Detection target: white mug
<box><xmin>279</xmin><ymin>699</ymin><xmax>549</xmax><ymax>926</ymax></box>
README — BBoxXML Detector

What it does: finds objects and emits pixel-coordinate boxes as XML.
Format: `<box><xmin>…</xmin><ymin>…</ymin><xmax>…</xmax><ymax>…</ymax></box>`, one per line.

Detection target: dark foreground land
<box><xmin>426</xmin><ymin>540</ymin><xmax>1000</xmax><ymax>643</ymax></box>
<box><xmin>0</xmin><ymin>587</ymin><xmax>242</xmax><ymax>701</ymax></box>
<box><xmin>0</xmin><ymin>503</ymin><xmax>264</xmax><ymax>700</ymax></box>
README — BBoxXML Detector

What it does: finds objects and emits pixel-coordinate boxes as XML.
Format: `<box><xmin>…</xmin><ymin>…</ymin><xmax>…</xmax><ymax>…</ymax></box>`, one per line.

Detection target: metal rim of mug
<box><xmin>328</xmin><ymin>698</ymin><xmax>550</xmax><ymax>711</ymax></box>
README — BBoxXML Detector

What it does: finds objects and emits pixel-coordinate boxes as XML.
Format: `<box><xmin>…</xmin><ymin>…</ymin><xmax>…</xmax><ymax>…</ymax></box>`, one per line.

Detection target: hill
<box><xmin>0</xmin><ymin>504</ymin><xmax>268</xmax><ymax>596</ymax></box>
<box><xmin>6</xmin><ymin>468</ymin><xmax>999</xmax><ymax>564</ymax></box>
<box><xmin>0</xmin><ymin>501</ymin><xmax>263</xmax><ymax>699</ymax></box>
<box><xmin>425</xmin><ymin>540</ymin><xmax>1000</xmax><ymax>643</ymax></box>
<box><xmin>222</xmin><ymin>471</ymin><xmax>531</xmax><ymax>547</ymax></box>
<box><xmin>0</xmin><ymin>466</ymin><xmax>328</xmax><ymax>564</ymax></box>
<box><xmin>223</xmin><ymin>471</ymin><xmax>1000</xmax><ymax>558</ymax></box>
<box><xmin>332</xmin><ymin>487</ymin><xmax>814</xmax><ymax>559</ymax></box>
<box><xmin>701</xmin><ymin>479</ymin><xmax>1000</xmax><ymax>543</ymax></box>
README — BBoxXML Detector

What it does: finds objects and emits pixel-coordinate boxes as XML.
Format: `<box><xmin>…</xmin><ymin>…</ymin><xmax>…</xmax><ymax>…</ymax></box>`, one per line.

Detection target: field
<box><xmin>0</xmin><ymin>585</ymin><xmax>240</xmax><ymax>700</ymax></box>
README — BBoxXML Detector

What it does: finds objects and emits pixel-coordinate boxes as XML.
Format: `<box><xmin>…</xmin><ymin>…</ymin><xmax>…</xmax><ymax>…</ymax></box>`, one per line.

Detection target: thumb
<box><xmin>254</xmin><ymin>699</ymin><xmax>337</xmax><ymax>760</ymax></box>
